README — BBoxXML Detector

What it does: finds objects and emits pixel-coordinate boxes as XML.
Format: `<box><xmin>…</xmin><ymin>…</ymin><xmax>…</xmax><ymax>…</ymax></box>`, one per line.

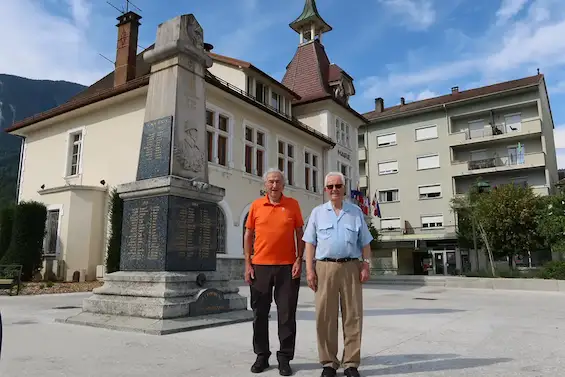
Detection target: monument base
<box><xmin>57</xmin><ymin>271</ymin><xmax>253</xmax><ymax>335</ymax></box>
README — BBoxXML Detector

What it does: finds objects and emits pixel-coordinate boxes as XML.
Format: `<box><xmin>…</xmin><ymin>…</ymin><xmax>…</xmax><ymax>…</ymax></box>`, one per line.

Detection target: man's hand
<box><xmin>306</xmin><ymin>269</ymin><xmax>317</xmax><ymax>292</ymax></box>
<box><xmin>244</xmin><ymin>263</ymin><xmax>255</xmax><ymax>285</ymax></box>
<box><xmin>292</xmin><ymin>257</ymin><xmax>302</xmax><ymax>279</ymax></box>
<box><xmin>360</xmin><ymin>262</ymin><xmax>370</xmax><ymax>283</ymax></box>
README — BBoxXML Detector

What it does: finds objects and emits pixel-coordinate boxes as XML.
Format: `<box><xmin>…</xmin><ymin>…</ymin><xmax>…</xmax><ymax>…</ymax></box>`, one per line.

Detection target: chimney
<box><xmin>400</xmin><ymin>97</ymin><xmax>405</xmax><ymax>105</ymax></box>
<box><xmin>375</xmin><ymin>97</ymin><xmax>384</xmax><ymax>112</ymax></box>
<box><xmin>451</xmin><ymin>86</ymin><xmax>459</xmax><ymax>94</ymax></box>
<box><xmin>114</xmin><ymin>11</ymin><xmax>142</xmax><ymax>87</ymax></box>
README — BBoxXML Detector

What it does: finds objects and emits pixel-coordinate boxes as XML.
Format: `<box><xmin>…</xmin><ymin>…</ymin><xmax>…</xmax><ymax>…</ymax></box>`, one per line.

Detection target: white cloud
<box><xmin>0</xmin><ymin>0</ymin><xmax>106</xmax><ymax>86</ymax></box>
<box><xmin>555</xmin><ymin>126</ymin><xmax>565</xmax><ymax>149</ymax></box>
<box><xmin>403</xmin><ymin>89</ymin><xmax>439</xmax><ymax>102</ymax></box>
<box><xmin>67</xmin><ymin>0</ymin><xmax>91</xmax><ymax>27</ymax></box>
<box><xmin>378</xmin><ymin>0</ymin><xmax>436</xmax><ymax>30</ymax></box>
<box><xmin>496</xmin><ymin>0</ymin><xmax>531</xmax><ymax>24</ymax></box>
<box><xmin>359</xmin><ymin>0</ymin><xmax>565</xmax><ymax>106</ymax></box>
<box><xmin>557</xmin><ymin>149</ymin><xmax>565</xmax><ymax>169</ymax></box>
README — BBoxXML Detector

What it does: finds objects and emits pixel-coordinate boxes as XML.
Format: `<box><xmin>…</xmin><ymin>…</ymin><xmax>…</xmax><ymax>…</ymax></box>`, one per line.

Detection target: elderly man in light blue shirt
<box><xmin>303</xmin><ymin>171</ymin><xmax>373</xmax><ymax>377</ymax></box>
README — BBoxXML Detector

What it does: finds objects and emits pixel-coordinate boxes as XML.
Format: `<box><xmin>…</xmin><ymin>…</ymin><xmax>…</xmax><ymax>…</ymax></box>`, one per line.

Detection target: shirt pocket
<box><xmin>344</xmin><ymin>223</ymin><xmax>360</xmax><ymax>244</ymax></box>
<box><xmin>317</xmin><ymin>223</ymin><xmax>333</xmax><ymax>240</ymax></box>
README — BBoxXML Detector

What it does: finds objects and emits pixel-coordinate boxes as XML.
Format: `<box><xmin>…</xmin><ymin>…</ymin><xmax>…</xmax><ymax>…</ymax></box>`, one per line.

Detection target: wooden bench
<box><xmin>0</xmin><ymin>265</ymin><xmax>22</xmax><ymax>296</ymax></box>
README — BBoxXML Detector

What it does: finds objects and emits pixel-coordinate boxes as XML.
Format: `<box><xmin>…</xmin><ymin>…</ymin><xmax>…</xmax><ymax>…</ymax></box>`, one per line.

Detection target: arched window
<box><xmin>217</xmin><ymin>206</ymin><xmax>226</xmax><ymax>254</ymax></box>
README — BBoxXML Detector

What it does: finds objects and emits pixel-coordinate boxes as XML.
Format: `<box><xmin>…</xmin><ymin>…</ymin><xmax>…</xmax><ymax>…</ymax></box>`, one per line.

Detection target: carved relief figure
<box><xmin>174</xmin><ymin>123</ymin><xmax>205</xmax><ymax>173</ymax></box>
<box><xmin>186</xmin><ymin>16</ymin><xmax>204</xmax><ymax>50</ymax></box>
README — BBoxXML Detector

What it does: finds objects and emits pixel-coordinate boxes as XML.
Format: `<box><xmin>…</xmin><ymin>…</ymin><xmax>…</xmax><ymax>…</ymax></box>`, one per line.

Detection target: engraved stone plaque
<box><xmin>119</xmin><ymin>194</ymin><xmax>221</xmax><ymax>272</ymax></box>
<box><xmin>136</xmin><ymin>116</ymin><xmax>173</xmax><ymax>181</ymax></box>
<box><xmin>188</xmin><ymin>288</ymin><xmax>230</xmax><ymax>317</ymax></box>
<box><xmin>166</xmin><ymin>196</ymin><xmax>219</xmax><ymax>271</ymax></box>
<box><xmin>120</xmin><ymin>195</ymin><xmax>168</xmax><ymax>271</ymax></box>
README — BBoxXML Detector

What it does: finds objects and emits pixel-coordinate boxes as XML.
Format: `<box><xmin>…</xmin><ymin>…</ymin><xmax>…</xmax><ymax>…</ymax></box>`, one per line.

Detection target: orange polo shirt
<box><xmin>245</xmin><ymin>194</ymin><xmax>304</xmax><ymax>265</ymax></box>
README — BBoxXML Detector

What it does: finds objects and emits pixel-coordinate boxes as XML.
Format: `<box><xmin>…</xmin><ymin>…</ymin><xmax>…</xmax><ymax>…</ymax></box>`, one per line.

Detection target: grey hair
<box><xmin>263</xmin><ymin>168</ymin><xmax>285</xmax><ymax>183</ymax></box>
<box><xmin>325</xmin><ymin>171</ymin><xmax>345</xmax><ymax>186</ymax></box>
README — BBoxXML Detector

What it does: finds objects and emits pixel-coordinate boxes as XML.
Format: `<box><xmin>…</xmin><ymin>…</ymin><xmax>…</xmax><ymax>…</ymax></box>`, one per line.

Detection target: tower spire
<box><xmin>289</xmin><ymin>0</ymin><xmax>332</xmax><ymax>44</ymax></box>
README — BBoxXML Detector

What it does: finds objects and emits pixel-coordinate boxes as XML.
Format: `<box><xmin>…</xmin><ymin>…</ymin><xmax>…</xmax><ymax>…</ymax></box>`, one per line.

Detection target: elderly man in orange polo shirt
<box><xmin>244</xmin><ymin>167</ymin><xmax>305</xmax><ymax>376</ymax></box>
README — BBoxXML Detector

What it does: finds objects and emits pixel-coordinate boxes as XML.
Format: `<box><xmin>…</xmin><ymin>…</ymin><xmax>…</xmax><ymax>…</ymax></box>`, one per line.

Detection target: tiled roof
<box><xmin>281</xmin><ymin>40</ymin><xmax>366</xmax><ymax>122</ymax></box>
<box><xmin>364</xmin><ymin>74</ymin><xmax>544</xmax><ymax>122</ymax></box>
<box><xmin>282</xmin><ymin>40</ymin><xmax>332</xmax><ymax>103</ymax></box>
<box><xmin>5</xmin><ymin>46</ymin><xmax>335</xmax><ymax>144</ymax></box>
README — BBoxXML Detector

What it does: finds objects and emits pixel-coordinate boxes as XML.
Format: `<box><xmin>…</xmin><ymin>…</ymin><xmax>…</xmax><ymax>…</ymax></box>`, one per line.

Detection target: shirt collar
<box><xmin>261</xmin><ymin>193</ymin><xmax>286</xmax><ymax>206</ymax></box>
<box><xmin>324</xmin><ymin>200</ymin><xmax>349</xmax><ymax>212</ymax></box>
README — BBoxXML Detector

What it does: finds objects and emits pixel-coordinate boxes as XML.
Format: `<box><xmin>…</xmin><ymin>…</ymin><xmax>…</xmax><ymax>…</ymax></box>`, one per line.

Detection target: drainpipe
<box><xmin>322</xmin><ymin>144</ymin><xmax>335</xmax><ymax>204</ymax></box>
<box><xmin>365</xmin><ymin>123</ymin><xmax>370</xmax><ymax>199</ymax></box>
<box><xmin>14</xmin><ymin>135</ymin><xmax>25</xmax><ymax>204</ymax></box>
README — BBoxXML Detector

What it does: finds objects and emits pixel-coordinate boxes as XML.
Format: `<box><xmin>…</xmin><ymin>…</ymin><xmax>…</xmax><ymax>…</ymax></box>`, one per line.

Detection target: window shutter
<box><xmin>415</xmin><ymin>125</ymin><xmax>437</xmax><ymax>140</ymax></box>
<box><xmin>377</xmin><ymin>133</ymin><xmax>396</xmax><ymax>146</ymax></box>
<box><xmin>417</xmin><ymin>155</ymin><xmax>439</xmax><ymax>170</ymax></box>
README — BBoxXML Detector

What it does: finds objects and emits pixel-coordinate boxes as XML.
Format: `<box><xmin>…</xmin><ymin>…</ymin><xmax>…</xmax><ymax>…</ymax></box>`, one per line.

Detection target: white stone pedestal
<box><xmin>58</xmin><ymin>271</ymin><xmax>252</xmax><ymax>335</ymax></box>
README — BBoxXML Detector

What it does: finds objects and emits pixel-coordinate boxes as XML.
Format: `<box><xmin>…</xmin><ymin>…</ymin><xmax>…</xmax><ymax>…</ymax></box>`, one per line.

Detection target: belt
<box><xmin>318</xmin><ymin>258</ymin><xmax>357</xmax><ymax>263</ymax></box>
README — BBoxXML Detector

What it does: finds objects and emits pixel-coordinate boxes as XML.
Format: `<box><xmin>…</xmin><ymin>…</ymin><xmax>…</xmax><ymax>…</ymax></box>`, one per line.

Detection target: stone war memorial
<box><xmin>58</xmin><ymin>13</ymin><xmax>253</xmax><ymax>335</ymax></box>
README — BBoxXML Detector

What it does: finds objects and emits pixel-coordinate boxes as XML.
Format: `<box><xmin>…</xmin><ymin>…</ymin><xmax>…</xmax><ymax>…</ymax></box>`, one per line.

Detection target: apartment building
<box><xmin>359</xmin><ymin>74</ymin><xmax>560</xmax><ymax>276</ymax></box>
<box><xmin>5</xmin><ymin>1</ymin><xmax>366</xmax><ymax>281</ymax></box>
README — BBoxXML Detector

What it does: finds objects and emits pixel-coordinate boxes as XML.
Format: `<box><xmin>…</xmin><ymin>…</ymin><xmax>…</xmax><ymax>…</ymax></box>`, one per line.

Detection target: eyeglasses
<box><xmin>326</xmin><ymin>184</ymin><xmax>343</xmax><ymax>190</ymax></box>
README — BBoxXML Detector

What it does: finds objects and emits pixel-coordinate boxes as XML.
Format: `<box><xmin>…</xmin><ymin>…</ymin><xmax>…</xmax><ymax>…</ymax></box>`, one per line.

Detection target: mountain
<box><xmin>0</xmin><ymin>74</ymin><xmax>87</xmax><ymax>207</ymax></box>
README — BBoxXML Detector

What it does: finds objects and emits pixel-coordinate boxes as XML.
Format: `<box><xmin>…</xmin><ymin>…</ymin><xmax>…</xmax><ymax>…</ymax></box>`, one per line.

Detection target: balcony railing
<box><xmin>205</xmin><ymin>72</ymin><xmax>334</xmax><ymax>145</ymax></box>
<box><xmin>452</xmin><ymin>152</ymin><xmax>546</xmax><ymax>176</ymax></box>
<box><xmin>468</xmin><ymin>153</ymin><xmax>526</xmax><ymax>170</ymax></box>
<box><xmin>449</xmin><ymin>119</ymin><xmax>542</xmax><ymax>146</ymax></box>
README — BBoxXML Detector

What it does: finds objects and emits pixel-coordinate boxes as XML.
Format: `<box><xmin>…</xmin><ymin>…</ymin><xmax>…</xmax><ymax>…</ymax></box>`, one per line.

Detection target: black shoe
<box><xmin>251</xmin><ymin>357</ymin><xmax>269</xmax><ymax>373</ymax></box>
<box><xmin>278</xmin><ymin>360</ymin><xmax>293</xmax><ymax>376</ymax></box>
<box><xmin>321</xmin><ymin>366</ymin><xmax>337</xmax><ymax>377</ymax></box>
<box><xmin>344</xmin><ymin>367</ymin><xmax>361</xmax><ymax>377</ymax></box>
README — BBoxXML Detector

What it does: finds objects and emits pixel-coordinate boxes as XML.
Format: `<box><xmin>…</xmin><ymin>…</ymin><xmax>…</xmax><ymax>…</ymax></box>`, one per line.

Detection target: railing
<box><xmin>468</xmin><ymin>154</ymin><xmax>524</xmax><ymax>170</ymax></box>
<box><xmin>379</xmin><ymin>225</ymin><xmax>457</xmax><ymax>235</ymax></box>
<box><xmin>205</xmin><ymin>72</ymin><xmax>334</xmax><ymax>144</ymax></box>
<box><xmin>464</xmin><ymin>125</ymin><xmax>507</xmax><ymax>140</ymax></box>
<box><xmin>449</xmin><ymin>119</ymin><xmax>542</xmax><ymax>144</ymax></box>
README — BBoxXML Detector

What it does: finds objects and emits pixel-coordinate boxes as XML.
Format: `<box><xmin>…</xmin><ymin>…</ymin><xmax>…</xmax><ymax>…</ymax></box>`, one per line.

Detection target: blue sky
<box><xmin>1</xmin><ymin>0</ymin><xmax>564</xmax><ymax>168</ymax></box>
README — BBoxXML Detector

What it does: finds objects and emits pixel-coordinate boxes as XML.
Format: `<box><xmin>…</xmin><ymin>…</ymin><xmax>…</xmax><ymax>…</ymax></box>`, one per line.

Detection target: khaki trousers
<box><xmin>315</xmin><ymin>260</ymin><xmax>363</xmax><ymax>369</ymax></box>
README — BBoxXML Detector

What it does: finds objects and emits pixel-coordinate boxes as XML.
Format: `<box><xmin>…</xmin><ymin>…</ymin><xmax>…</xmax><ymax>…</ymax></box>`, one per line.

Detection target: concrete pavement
<box><xmin>1</xmin><ymin>284</ymin><xmax>564</xmax><ymax>376</ymax></box>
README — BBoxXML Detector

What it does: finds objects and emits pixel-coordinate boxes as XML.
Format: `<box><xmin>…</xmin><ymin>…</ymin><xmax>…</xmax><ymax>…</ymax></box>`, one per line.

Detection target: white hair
<box><xmin>324</xmin><ymin>171</ymin><xmax>345</xmax><ymax>186</ymax></box>
<box><xmin>263</xmin><ymin>168</ymin><xmax>285</xmax><ymax>183</ymax></box>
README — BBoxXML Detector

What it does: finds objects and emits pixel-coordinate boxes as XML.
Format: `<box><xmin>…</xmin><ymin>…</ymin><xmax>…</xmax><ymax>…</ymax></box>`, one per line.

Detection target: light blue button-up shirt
<box><xmin>302</xmin><ymin>201</ymin><xmax>374</xmax><ymax>260</ymax></box>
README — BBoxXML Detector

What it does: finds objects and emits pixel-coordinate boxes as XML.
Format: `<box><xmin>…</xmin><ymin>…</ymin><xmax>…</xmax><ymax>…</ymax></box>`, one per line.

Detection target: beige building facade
<box><xmin>359</xmin><ymin>76</ymin><xmax>560</xmax><ymax>276</ymax></box>
<box><xmin>6</xmin><ymin>1</ymin><xmax>367</xmax><ymax>281</ymax></box>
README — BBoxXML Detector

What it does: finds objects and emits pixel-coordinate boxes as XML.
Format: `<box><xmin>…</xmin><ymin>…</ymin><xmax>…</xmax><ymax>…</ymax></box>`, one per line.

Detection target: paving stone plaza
<box><xmin>1</xmin><ymin>284</ymin><xmax>565</xmax><ymax>376</ymax></box>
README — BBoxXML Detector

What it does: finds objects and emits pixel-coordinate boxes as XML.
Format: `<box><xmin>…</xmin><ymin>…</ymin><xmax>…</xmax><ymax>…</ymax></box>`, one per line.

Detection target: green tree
<box><xmin>105</xmin><ymin>188</ymin><xmax>124</xmax><ymax>273</ymax></box>
<box><xmin>0</xmin><ymin>201</ymin><xmax>47</xmax><ymax>281</ymax></box>
<box><xmin>367</xmin><ymin>221</ymin><xmax>381</xmax><ymax>249</ymax></box>
<box><xmin>536</xmin><ymin>193</ymin><xmax>565</xmax><ymax>255</ymax></box>
<box><xmin>451</xmin><ymin>180</ymin><xmax>487</xmax><ymax>250</ymax></box>
<box><xmin>0</xmin><ymin>205</ymin><xmax>15</xmax><ymax>260</ymax></box>
<box><xmin>473</xmin><ymin>183</ymin><xmax>543</xmax><ymax>269</ymax></box>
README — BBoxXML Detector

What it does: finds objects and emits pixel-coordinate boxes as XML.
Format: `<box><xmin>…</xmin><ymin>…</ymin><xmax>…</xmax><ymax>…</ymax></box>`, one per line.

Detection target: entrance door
<box><xmin>434</xmin><ymin>252</ymin><xmax>445</xmax><ymax>275</ymax></box>
<box><xmin>446</xmin><ymin>251</ymin><xmax>457</xmax><ymax>275</ymax></box>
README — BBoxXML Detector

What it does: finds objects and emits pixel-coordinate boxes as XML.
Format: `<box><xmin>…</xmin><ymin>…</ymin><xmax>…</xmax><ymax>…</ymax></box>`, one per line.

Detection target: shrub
<box><xmin>0</xmin><ymin>201</ymin><xmax>47</xmax><ymax>281</ymax></box>
<box><xmin>0</xmin><ymin>205</ymin><xmax>15</xmax><ymax>261</ymax></box>
<box><xmin>537</xmin><ymin>261</ymin><xmax>565</xmax><ymax>280</ymax></box>
<box><xmin>105</xmin><ymin>188</ymin><xmax>123</xmax><ymax>274</ymax></box>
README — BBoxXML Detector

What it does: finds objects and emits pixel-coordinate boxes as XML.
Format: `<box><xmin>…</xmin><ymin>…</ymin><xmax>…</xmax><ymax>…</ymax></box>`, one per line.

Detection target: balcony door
<box><xmin>470</xmin><ymin>150</ymin><xmax>488</xmax><ymax>161</ymax></box>
<box><xmin>504</xmin><ymin>114</ymin><xmax>521</xmax><ymax>133</ymax></box>
<box><xmin>508</xmin><ymin>143</ymin><xmax>525</xmax><ymax>165</ymax></box>
<box><xmin>468</xmin><ymin>120</ymin><xmax>485</xmax><ymax>139</ymax></box>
